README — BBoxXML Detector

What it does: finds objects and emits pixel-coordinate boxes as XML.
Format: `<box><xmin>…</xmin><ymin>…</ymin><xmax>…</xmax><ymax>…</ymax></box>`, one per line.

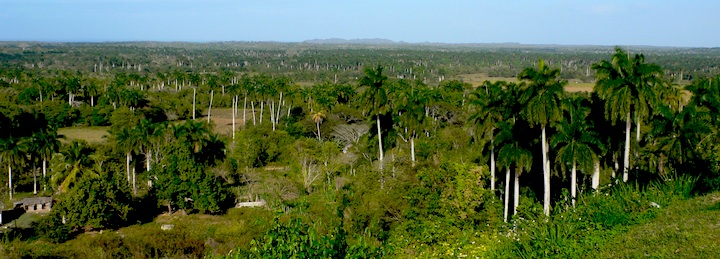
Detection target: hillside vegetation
<box><xmin>1</xmin><ymin>42</ymin><xmax>720</xmax><ymax>257</ymax></box>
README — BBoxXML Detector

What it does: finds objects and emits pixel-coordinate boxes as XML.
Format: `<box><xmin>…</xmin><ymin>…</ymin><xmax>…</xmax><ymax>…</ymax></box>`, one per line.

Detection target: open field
<box><xmin>57</xmin><ymin>109</ymin><xmax>250</xmax><ymax>144</ymax></box>
<box><xmin>457</xmin><ymin>73</ymin><xmax>595</xmax><ymax>92</ymax></box>
<box><xmin>58</xmin><ymin>126</ymin><xmax>110</xmax><ymax>144</ymax></box>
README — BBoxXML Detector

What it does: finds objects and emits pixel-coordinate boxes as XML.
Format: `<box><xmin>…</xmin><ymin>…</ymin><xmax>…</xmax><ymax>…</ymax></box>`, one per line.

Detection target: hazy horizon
<box><xmin>1</xmin><ymin>0</ymin><xmax>718</xmax><ymax>48</ymax></box>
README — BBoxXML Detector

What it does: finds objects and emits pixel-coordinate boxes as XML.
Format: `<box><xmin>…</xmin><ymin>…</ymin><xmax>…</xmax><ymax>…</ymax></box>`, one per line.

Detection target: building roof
<box><xmin>13</xmin><ymin>196</ymin><xmax>53</xmax><ymax>207</ymax></box>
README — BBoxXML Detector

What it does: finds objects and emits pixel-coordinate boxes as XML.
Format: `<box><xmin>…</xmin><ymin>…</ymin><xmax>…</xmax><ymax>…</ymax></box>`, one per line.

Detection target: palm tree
<box><xmin>172</xmin><ymin>120</ymin><xmax>212</xmax><ymax>154</ymax></box>
<box><xmin>112</xmin><ymin>127</ymin><xmax>140</xmax><ymax>187</ymax></box>
<box><xmin>0</xmin><ymin>137</ymin><xmax>25</xmax><ymax>200</ymax></box>
<box><xmin>468</xmin><ymin>80</ymin><xmax>507</xmax><ymax>191</ymax></box>
<box><xmin>55</xmin><ymin>141</ymin><xmax>93</xmax><ymax>193</ymax></box>
<box><xmin>496</xmin><ymin>121</ymin><xmax>532</xmax><ymax>221</ymax></box>
<box><xmin>592</xmin><ymin>47</ymin><xmax>663</xmax><ymax>182</ymax></box>
<box><xmin>311</xmin><ymin>109</ymin><xmax>326</xmax><ymax>141</ymax></box>
<box><xmin>518</xmin><ymin>59</ymin><xmax>566</xmax><ymax>216</ymax></box>
<box><xmin>397</xmin><ymin>81</ymin><xmax>429</xmax><ymax>166</ymax></box>
<box><xmin>359</xmin><ymin>65</ymin><xmax>390</xmax><ymax>169</ymax></box>
<box><xmin>551</xmin><ymin>94</ymin><xmax>602</xmax><ymax>206</ymax></box>
<box><xmin>136</xmin><ymin>119</ymin><xmax>163</xmax><ymax>172</ymax></box>
<box><xmin>34</xmin><ymin>126</ymin><xmax>62</xmax><ymax>191</ymax></box>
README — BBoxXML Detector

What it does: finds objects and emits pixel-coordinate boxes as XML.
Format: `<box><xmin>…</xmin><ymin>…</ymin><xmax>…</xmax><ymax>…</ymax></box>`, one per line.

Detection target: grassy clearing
<box><xmin>457</xmin><ymin>73</ymin><xmax>594</xmax><ymax>92</ymax></box>
<box><xmin>58</xmin><ymin>126</ymin><xmax>110</xmax><ymax>144</ymax></box>
<box><xmin>599</xmin><ymin>192</ymin><xmax>720</xmax><ymax>257</ymax></box>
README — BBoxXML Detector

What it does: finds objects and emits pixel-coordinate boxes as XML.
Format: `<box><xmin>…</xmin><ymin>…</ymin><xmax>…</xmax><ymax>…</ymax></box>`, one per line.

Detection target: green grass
<box><xmin>456</xmin><ymin>73</ymin><xmax>594</xmax><ymax>92</ymax></box>
<box><xmin>58</xmin><ymin>126</ymin><xmax>110</xmax><ymax>144</ymax></box>
<box><xmin>598</xmin><ymin>192</ymin><xmax>720</xmax><ymax>257</ymax></box>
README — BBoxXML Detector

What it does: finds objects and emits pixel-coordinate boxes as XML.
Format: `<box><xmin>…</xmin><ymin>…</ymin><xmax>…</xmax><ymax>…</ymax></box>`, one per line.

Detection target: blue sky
<box><xmin>1</xmin><ymin>0</ymin><xmax>718</xmax><ymax>47</ymax></box>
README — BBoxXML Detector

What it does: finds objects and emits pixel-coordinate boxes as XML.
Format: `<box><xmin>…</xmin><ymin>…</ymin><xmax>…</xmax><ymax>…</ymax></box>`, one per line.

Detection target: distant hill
<box><xmin>303</xmin><ymin>38</ymin><xmax>400</xmax><ymax>44</ymax></box>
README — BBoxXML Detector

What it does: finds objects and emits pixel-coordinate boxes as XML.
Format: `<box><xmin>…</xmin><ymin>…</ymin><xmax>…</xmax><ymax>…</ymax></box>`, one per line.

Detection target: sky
<box><xmin>1</xmin><ymin>0</ymin><xmax>718</xmax><ymax>47</ymax></box>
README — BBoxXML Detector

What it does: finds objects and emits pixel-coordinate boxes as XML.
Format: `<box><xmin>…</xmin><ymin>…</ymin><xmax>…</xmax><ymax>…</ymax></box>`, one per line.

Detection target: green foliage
<box><xmin>248</xmin><ymin>217</ymin><xmax>347</xmax><ymax>258</ymax></box>
<box><xmin>41</xmin><ymin>100</ymin><xmax>80</xmax><ymax>128</ymax></box>
<box><xmin>152</xmin><ymin>140</ymin><xmax>228</xmax><ymax>213</ymax></box>
<box><xmin>35</xmin><ymin>171</ymin><xmax>132</xmax><ymax>243</ymax></box>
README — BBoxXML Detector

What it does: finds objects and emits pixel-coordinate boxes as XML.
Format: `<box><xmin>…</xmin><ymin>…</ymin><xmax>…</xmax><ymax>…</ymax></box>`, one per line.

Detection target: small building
<box><xmin>13</xmin><ymin>197</ymin><xmax>53</xmax><ymax>213</ymax></box>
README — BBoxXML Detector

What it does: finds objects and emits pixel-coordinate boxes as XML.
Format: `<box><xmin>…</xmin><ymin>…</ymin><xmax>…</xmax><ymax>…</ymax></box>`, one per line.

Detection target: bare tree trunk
<box><xmin>192</xmin><ymin>88</ymin><xmax>196</xmax><ymax>120</ymax></box>
<box><xmin>623</xmin><ymin>112</ymin><xmax>631</xmax><ymax>182</ymax></box>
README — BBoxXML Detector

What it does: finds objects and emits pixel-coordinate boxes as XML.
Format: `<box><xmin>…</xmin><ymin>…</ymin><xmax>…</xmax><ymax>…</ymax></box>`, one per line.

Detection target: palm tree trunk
<box><xmin>376</xmin><ymin>116</ymin><xmax>384</xmax><ymax>169</ymax></box>
<box><xmin>490</xmin><ymin>137</ymin><xmax>495</xmax><ymax>191</ymax></box>
<box><xmin>316</xmin><ymin>121</ymin><xmax>321</xmax><ymax>141</ymax></box>
<box><xmin>43</xmin><ymin>158</ymin><xmax>47</xmax><ymax>191</ymax></box>
<box><xmin>126</xmin><ymin>153</ymin><xmax>132</xmax><ymax>184</ymax></box>
<box><xmin>592</xmin><ymin>160</ymin><xmax>600</xmax><ymax>192</ymax></box>
<box><xmin>410</xmin><ymin>134</ymin><xmax>416</xmax><ymax>167</ymax></box>
<box><xmin>623</xmin><ymin>112</ymin><xmax>631</xmax><ymax>182</ymax></box>
<box><xmin>276</xmin><ymin>92</ymin><xmax>283</xmax><ymax>125</ymax></box>
<box><xmin>270</xmin><ymin>100</ymin><xmax>276</xmax><ymax>131</ymax></box>
<box><xmin>504</xmin><ymin>167</ymin><xmax>510</xmax><ymax>222</ymax></box>
<box><xmin>8</xmin><ymin>165</ymin><xmax>12</xmax><ymax>201</ymax></box>
<box><xmin>146</xmin><ymin>148</ymin><xmax>152</xmax><ymax>171</ymax></box>
<box><xmin>192</xmin><ymin>88</ymin><xmax>196</xmax><ymax>120</ymax></box>
<box><xmin>243</xmin><ymin>95</ymin><xmax>247</xmax><ymax>128</ymax></box>
<box><xmin>635</xmin><ymin>116</ymin><xmax>641</xmax><ymax>169</ymax></box>
<box><xmin>33</xmin><ymin>162</ymin><xmax>37</xmax><ymax>194</ymax></box>
<box><xmin>513</xmin><ymin>170</ymin><xmax>520</xmax><ymax>217</ymax></box>
<box><xmin>571</xmin><ymin>160</ymin><xmax>577</xmax><ymax>207</ymax></box>
<box><xmin>542</xmin><ymin>125</ymin><xmax>550</xmax><ymax>216</ymax></box>
<box><xmin>251</xmin><ymin>101</ymin><xmax>256</xmax><ymax>126</ymax></box>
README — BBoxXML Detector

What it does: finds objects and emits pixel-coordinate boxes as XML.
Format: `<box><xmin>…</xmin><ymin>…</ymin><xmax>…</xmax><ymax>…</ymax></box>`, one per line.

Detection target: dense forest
<box><xmin>2</xmin><ymin>42</ymin><xmax>720</xmax><ymax>257</ymax></box>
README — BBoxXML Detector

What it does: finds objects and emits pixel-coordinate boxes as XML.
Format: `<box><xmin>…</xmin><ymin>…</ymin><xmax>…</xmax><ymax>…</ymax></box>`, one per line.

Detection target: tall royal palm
<box><xmin>35</xmin><ymin>126</ymin><xmax>62</xmax><ymax>191</ymax></box>
<box><xmin>469</xmin><ymin>80</ymin><xmax>507</xmax><ymax>191</ymax></box>
<box><xmin>359</xmin><ymin>65</ymin><xmax>390</xmax><ymax>168</ymax></box>
<box><xmin>397</xmin><ymin>81</ymin><xmax>429</xmax><ymax>166</ymax></box>
<box><xmin>0</xmin><ymin>137</ymin><xmax>25</xmax><ymax>200</ymax></box>
<box><xmin>518</xmin><ymin>59</ymin><xmax>566</xmax><ymax>216</ymax></box>
<box><xmin>136</xmin><ymin>119</ymin><xmax>163</xmax><ymax>172</ymax></box>
<box><xmin>113</xmin><ymin>127</ymin><xmax>141</xmax><ymax>187</ymax></box>
<box><xmin>592</xmin><ymin>47</ymin><xmax>663</xmax><ymax>182</ymax></box>
<box><xmin>496</xmin><ymin>121</ymin><xmax>532</xmax><ymax>221</ymax></box>
<box><xmin>551</xmin><ymin>94</ymin><xmax>601</xmax><ymax>206</ymax></box>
